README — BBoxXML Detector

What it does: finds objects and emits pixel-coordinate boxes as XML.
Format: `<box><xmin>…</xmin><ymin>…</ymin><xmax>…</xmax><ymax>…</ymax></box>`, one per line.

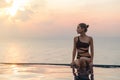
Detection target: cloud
<box><xmin>0</xmin><ymin>0</ymin><xmax>11</xmax><ymax>8</ymax></box>
<box><xmin>0</xmin><ymin>0</ymin><xmax>120</xmax><ymax>39</ymax></box>
<box><xmin>13</xmin><ymin>9</ymin><xmax>33</xmax><ymax>21</ymax></box>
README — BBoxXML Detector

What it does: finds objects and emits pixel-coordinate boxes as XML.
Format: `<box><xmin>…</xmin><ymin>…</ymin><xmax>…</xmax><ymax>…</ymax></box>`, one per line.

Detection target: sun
<box><xmin>5</xmin><ymin>0</ymin><xmax>30</xmax><ymax>16</ymax></box>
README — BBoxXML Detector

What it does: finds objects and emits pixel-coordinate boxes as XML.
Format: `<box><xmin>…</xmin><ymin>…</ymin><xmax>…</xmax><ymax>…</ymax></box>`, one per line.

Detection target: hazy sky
<box><xmin>0</xmin><ymin>0</ymin><xmax>120</xmax><ymax>39</ymax></box>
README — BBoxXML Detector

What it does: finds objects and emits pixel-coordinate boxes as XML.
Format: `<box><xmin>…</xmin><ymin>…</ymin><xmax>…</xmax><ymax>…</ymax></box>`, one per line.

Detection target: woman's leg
<box><xmin>80</xmin><ymin>57</ymin><xmax>94</xmax><ymax>80</ymax></box>
<box><xmin>74</xmin><ymin>59</ymin><xmax>80</xmax><ymax>67</ymax></box>
<box><xmin>79</xmin><ymin>57</ymin><xmax>92</xmax><ymax>73</ymax></box>
<box><xmin>79</xmin><ymin>57</ymin><xmax>90</xmax><ymax>67</ymax></box>
<box><xmin>89</xmin><ymin>62</ymin><xmax>94</xmax><ymax>80</ymax></box>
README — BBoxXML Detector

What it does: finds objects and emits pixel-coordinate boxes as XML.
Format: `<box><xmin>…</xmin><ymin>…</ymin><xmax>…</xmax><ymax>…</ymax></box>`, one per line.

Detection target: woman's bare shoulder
<box><xmin>74</xmin><ymin>36</ymin><xmax>79</xmax><ymax>39</ymax></box>
<box><xmin>86</xmin><ymin>36</ymin><xmax>93</xmax><ymax>42</ymax></box>
<box><xmin>87</xmin><ymin>36</ymin><xmax>93</xmax><ymax>43</ymax></box>
<box><xmin>73</xmin><ymin>36</ymin><xmax>79</xmax><ymax>42</ymax></box>
<box><xmin>87</xmin><ymin>35</ymin><xmax>93</xmax><ymax>39</ymax></box>
<box><xmin>74</xmin><ymin>36</ymin><xmax>79</xmax><ymax>40</ymax></box>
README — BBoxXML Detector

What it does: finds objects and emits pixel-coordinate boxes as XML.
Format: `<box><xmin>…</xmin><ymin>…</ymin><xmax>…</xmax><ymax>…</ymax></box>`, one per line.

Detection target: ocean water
<box><xmin>0</xmin><ymin>37</ymin><xmax>120</xmax><ymax>65</ymax></box>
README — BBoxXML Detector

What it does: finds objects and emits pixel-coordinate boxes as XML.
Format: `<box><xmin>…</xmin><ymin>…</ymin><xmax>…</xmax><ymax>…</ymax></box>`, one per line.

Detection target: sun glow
<box><xmin>5</xmin><ymin>0</ymin><xmax>30</xmax><ymax>16</ymax></box>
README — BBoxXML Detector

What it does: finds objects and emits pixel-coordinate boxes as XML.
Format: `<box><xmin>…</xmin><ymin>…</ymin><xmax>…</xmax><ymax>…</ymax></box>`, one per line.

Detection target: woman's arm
<box><xmin>72</xmin><ymin>66</ymin><xmax>77</xmax><ymax>76</ymax></box>
<box><xmin>72</xmin><ymin>37</ymin><xmax>77</xmax><ymax>62</ymax></box>
<box><xmin>89</xmin><ymin>37</ymin><xmax>94</xmax><ymax>80</ymax></box>
<box><xmin>89</xmin><ymin>37</ymin><xmax>94</xmax><ymax>63</ymax></box>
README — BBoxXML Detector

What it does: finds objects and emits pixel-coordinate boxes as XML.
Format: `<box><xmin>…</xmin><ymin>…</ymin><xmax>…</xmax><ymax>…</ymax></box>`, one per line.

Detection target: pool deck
<box><xmin>0</xmin><ymin>64</ymin><xmax>119</xmax><ymax>80</ymax></box>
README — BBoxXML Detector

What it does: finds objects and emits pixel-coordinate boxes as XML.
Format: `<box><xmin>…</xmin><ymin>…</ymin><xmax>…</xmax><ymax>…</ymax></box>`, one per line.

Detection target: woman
<box><xmin>71</xmin><ymin>23</ymin><xmax>94</xmax><ymax>79</ymax></box>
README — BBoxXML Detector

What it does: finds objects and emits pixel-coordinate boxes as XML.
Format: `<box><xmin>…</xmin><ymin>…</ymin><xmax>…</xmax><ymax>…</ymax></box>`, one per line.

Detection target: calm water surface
<box><xmin>0</xmin><ymin>37</ymin><xmax>120</xmax><ymax>65</ymax></box>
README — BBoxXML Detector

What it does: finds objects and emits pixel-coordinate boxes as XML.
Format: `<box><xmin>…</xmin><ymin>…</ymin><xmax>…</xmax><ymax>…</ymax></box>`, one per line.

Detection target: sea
<box><xmin>0</xmin><ymin>37</ymin><xmax>120</xmax><ymax>80</ymax></box>
<box><xmin>0</xmin><ymin>37</ymin><xmax>120</xmax><ymax>65</ymax></box>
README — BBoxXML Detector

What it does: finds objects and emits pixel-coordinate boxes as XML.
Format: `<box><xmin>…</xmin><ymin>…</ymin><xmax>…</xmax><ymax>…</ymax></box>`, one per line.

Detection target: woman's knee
<box><xmin>79</xmin><ymin>57</ymin><xmax>86</xmax><ymax>62</ymax></box>
<box><xmin>79</xmin><ymin>58</ymin><xmax>86</xmax><ymax>67</ymax></box>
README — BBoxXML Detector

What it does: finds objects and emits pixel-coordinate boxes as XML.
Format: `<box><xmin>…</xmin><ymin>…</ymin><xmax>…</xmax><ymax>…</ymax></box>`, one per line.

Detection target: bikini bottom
<box><xmin>77</xmin><ymin>52</ymin><xmax>91</xmax><ymax>59</ymax></box>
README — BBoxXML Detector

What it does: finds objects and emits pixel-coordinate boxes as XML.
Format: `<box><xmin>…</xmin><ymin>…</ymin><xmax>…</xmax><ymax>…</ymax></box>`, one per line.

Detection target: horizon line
<box><xmin>1</xmin><ymin>63</ymin><xmax>120</xmax><ymax>68</ymax></box>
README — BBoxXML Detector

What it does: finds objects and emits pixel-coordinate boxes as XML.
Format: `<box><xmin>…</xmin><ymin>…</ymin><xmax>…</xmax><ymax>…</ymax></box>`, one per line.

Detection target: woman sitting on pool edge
<box><xmin>71</xmin><ymin>23</ymin><xmax>94</xmax><ymax>80</ymax></box>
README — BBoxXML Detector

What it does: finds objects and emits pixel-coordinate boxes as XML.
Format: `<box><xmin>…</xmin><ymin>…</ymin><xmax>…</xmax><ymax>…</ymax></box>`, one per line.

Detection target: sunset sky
<box><xmin>0</xmin><ymin>0</ymin><xmax>120</xmax><ymax>40</ymax></box>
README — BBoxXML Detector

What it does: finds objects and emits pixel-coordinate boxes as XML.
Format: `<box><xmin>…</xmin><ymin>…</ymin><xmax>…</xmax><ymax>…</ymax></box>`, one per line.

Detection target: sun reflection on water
<box><xmin>10</xmin><ymin>65</ymin><xmax>19</xmax><ymax>74</ymax></box>
<box><xmin>5</xmin><ymin>43</ymin><xmax>24</xmax><ymax>63</ymax></box>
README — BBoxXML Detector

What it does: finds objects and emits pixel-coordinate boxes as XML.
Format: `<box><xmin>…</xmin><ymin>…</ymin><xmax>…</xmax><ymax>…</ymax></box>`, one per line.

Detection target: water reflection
<box><xmin>10</xmin><ymin>65</ymin><xmax>19</xmax><ymax>75</ymax></box>
<box><xmin>0</xmin><ymin>64</ymin><xmax>120</xmax><ymax>80</ymax></box>
<box><xmin>4</xmin><ymin>42</ymin><xmax>25</xmax><ymax>63</ymax></box>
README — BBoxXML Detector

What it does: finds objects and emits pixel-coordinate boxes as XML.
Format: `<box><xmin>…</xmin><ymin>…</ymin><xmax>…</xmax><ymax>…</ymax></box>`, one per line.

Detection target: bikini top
<box><xmin>76</xmin><ymin>37</ymin><xmax>89</xmax><ymax>49</ymax></box>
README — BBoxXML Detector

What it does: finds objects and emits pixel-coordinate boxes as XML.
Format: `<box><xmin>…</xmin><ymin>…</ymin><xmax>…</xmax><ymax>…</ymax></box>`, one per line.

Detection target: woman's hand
<box><xmin>71</xmin><ymin>62</ymin><xmax>76</xmax><ymax>76</ymax></box>
<box><xmin>70</xmin><ymin>61</ymin><xmax>75</xmax><ymax>68</ymax></box>
<box><xmin>89</xmin><ymin>58</ymin><xmax>93</xmax><ymax>64</ymax></box>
